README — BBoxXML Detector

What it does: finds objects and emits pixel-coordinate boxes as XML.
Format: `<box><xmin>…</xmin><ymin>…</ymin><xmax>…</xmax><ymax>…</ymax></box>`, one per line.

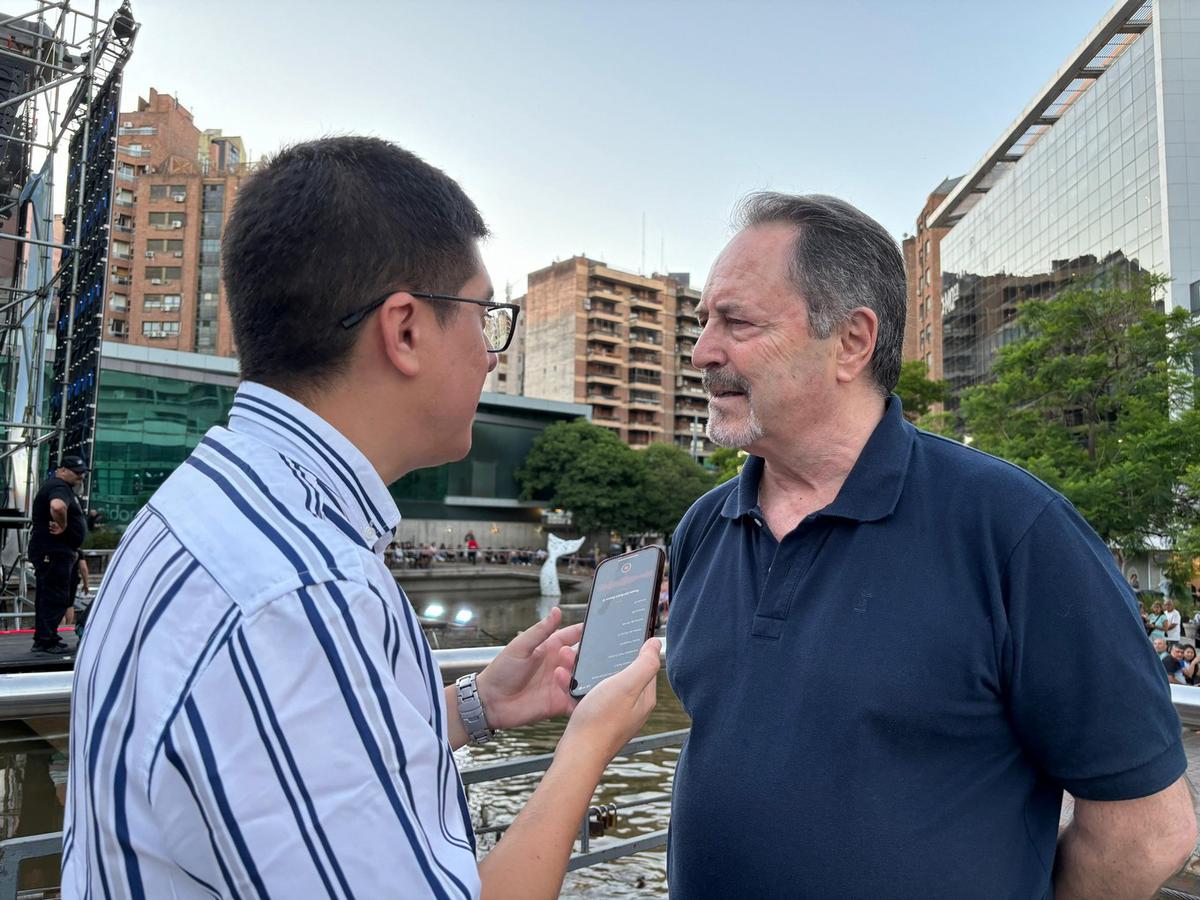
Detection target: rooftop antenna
<box><xmin>640</xmin><ymin>213</ymin><xmax>646</xmax><ymax>275</ymax></box>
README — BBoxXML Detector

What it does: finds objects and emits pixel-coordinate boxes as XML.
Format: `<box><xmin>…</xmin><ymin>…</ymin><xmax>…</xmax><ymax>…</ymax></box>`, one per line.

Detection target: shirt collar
<box><xmin>720</xmin><ymin>394</ymin><xmax>915</xmax><ymax>523</ymax></box>
<box><xmin>227</xmin><ymin>381</ymin><xmax>401</xmax><ymax>552</ymax></box>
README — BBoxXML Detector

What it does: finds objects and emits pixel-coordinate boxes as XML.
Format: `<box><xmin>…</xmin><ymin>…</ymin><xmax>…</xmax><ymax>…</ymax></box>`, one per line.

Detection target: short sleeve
<box><xmin>1002</xmin><ymin>498</ymin><xmax>1185</xmax><ymax>801</ymax></box>
<box><xmin>150</xmin><ymin>580</ymin><xmax>480</xmax><ymax>898</ymax></box>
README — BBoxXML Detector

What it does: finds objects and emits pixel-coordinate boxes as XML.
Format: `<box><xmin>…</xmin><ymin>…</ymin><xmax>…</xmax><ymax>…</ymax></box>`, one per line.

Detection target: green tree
<box><xmin>516</xmin><ymin>418</ymin><xmax>645</xmax><ymax>534</ymax></box>
<box><xmin>636</xmin><ymin>443</ymin><xmax>716</xmax><ymax>536</ymax></box>
<box><xmin>709</xmin><ymin>447</ymin><xmax>746</xmax><ymax>484</ymax></box>
<box><xmin>958</xmin><ymin>273</ymin><xmax>1200</xmax><ymax>565</ymax></box>
<box><xmin>895</xmin><ymin>359</ymin><xmax>950</xmax><ymax>422</ymax></box>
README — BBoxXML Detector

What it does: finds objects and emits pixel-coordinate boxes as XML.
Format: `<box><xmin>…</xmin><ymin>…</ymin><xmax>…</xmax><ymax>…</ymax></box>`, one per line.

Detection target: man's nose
<box><xmin>691</xmin><ymin>323</ymin><xmax>723</xmax><ymax>370</ymax></box>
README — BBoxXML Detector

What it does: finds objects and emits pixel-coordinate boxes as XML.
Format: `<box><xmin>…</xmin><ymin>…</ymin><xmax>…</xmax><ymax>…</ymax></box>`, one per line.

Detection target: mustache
<box><xmin>702</xmin><ymin>368</ymin><xmax>751</xmax><ymax>395</ymax></box>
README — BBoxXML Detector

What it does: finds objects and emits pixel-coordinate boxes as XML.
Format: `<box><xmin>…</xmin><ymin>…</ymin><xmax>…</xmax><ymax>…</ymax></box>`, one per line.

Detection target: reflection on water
<box><xmin>460</xmin><ymin>669</ymin><xmax>687</xmax><ymax>897</ymax></box>
<box><xmin>0</xmin><ymin>717</ymin><xmax>69</xmax><ymax>895</ymax></box>
<box><xmin>429</xmin><ymin>585</ymin><xmax>689</xmax><ymax>897</ymax></box>
<box><xmin>0</xmin><ymin>584</ymin><xmax>685</xmax><ymax>898</ymax></box>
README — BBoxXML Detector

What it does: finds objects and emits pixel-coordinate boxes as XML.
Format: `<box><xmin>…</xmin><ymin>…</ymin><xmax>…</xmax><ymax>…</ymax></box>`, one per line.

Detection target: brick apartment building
<box><xmin>901</xmin><ymin>176</ymin><xmax>959</xmax><ymax>382</ymax></box>
<box><xmin>107</xmin><ymin>88</ymin><xmax>245</xmax><ymax>356</ymax></box>
<box><xmin>520</xmin><ymin>256</ymin><xmax>712</xmax><ymax>461</ymax></box>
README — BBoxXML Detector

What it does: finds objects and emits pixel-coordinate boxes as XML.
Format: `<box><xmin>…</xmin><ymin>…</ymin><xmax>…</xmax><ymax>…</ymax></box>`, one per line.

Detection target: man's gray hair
<box><xmin>734</xmin><ymin>192</ymin><xmax>906</xmax><ymax>395</ymax></box>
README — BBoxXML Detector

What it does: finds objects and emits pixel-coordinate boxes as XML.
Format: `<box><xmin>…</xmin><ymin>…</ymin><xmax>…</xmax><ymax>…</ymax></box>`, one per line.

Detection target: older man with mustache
<box><xmin>664</xmin><ymin>193</ymin><xmax>1194</xmax><ymax>899</ymax></box>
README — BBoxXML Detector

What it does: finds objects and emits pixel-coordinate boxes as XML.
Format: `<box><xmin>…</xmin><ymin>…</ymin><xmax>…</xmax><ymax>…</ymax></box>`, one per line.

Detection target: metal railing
<box><xmin>5</xmin><ymin>649</ymin><xmax>1200</xmax><ymax>896</ymax></box>
<box><xmin>4</xmin><ymin>646</ymin><xmax>1200</xmax><ymax>723</ymax></box>
<box><xmin>0</xmin><ymin>644</ymin><xmax>678</xmax><ymax>893</ymax></box>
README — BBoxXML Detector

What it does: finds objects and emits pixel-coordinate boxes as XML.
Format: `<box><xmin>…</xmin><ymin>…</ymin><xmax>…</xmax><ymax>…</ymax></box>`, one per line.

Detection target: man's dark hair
<box><xmin>222</xmin><ymin>136</ymin><xmax>489</xmax><ymax>390</ymax></box>
<box><xmin>734</xmin><ymin>192</ymin><xmax>906</xmax><ymax>395</ymax></box>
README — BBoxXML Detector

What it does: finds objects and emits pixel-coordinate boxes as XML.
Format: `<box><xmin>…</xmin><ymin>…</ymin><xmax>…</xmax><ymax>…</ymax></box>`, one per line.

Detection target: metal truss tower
<box><xmin>0</xmin><ymin>1</ymin><xmax>137</xmax><ymax>622</ymax></box>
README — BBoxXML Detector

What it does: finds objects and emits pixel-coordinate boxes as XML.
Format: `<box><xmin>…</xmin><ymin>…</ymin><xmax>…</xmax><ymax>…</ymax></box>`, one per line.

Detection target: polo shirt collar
<box><xmin>227</xmin><ymin>381</ymin><xmax>402</xmax><ymax>552</ymax></box>
<box><xmin>720</xmin><ymin>395</ymin><xmax>915</xmax><ymax>524</ymax></box>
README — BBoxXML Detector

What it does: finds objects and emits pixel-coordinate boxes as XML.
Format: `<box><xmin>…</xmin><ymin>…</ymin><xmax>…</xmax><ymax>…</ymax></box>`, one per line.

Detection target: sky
<box><xmin>119</xmin><ymin>0</ymin><xmax>1119</xmax><ymax>298</ymax></box>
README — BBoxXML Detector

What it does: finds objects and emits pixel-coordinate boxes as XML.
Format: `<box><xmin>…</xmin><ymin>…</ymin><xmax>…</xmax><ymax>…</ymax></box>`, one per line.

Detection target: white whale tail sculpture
<box><xmin>540</xmin><ymin>533</ymin><xmax>586</xmax><ymax>597</ymax></box>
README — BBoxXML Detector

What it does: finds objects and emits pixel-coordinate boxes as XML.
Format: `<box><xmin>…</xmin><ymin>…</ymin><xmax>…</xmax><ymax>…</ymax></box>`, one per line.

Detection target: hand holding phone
<box><xmin>569</xmin><ymin>546</ymin><xmax>665</xmax><ymax>698</ymax></box>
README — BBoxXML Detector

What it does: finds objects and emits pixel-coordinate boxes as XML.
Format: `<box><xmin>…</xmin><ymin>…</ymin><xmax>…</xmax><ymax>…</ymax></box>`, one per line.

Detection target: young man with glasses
<box><xmin>64</xmin><ymin>136</ymin><xmax>661</xmax><ymax>899</ymax></box>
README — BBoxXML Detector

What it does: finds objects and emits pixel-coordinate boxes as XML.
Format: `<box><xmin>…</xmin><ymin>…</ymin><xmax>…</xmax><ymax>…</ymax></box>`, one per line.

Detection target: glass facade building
<box><xmin>934</xmin><ymin>0</ymin><xmax>1200</xmax><ymax>399</ymax></box>
<box><xmin>87</xmin><ymin>344</ymin><xmax>588</xmax><ymax>528</ymax></box>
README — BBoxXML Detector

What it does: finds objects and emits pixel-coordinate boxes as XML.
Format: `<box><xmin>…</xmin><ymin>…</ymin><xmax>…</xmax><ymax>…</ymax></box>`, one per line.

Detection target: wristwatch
<box><xmin>455</xmin><ymin>673</ymin><xmax>495</xmax><ymax>744</ymax></box>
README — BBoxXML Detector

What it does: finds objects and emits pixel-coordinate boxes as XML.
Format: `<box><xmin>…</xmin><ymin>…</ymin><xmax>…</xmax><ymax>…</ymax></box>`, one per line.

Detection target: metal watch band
<box><xmin>456</xmin><ymin>673</ymin><xmax>494</xmax><ymax>744</ymax></box>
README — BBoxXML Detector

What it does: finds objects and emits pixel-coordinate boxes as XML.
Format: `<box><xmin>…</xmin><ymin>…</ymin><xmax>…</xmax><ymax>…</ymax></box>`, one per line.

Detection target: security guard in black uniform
<box><xmin>28</xmin><ymin>455</ymin><xmax>88</xmax><ymax>653</ymax></box>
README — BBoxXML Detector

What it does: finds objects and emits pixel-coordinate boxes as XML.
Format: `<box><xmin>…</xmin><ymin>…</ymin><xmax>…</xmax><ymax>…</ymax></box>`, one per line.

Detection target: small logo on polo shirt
<box><xmin>854</xmin><ymin>590</ymin><xmax>871</xmax><ymax>614</ymax></box>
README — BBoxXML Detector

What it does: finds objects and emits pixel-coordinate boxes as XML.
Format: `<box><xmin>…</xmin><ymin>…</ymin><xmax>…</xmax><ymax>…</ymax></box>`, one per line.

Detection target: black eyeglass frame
<box><xmin>339</xmin><ymin>290</ymin><xmax>522</xmax><ymax>353</ymax></box>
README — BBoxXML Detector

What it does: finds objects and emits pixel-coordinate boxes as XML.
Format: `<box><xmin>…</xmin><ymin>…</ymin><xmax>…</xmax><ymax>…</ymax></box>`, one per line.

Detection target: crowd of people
<box><xmin>384</xmin><ymin>530</ymin><xmax>607</xmax><ymax>571</ymax></box>
<box><xmin>385</xmin><ymin>540</ymin><xmax>552</xmax><ymax>568</ymax></box>
<box><xmin>1140</xmin><ymin>595</ymin><xmax>1200</xmax><ymax>685</ymax></box>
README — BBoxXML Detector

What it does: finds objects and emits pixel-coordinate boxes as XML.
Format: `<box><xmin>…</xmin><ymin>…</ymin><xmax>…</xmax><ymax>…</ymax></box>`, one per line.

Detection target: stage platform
<box><xmin>0</xmin><ymin>628</ymin><xmax>78</xmax><ymax>673</ymax></box>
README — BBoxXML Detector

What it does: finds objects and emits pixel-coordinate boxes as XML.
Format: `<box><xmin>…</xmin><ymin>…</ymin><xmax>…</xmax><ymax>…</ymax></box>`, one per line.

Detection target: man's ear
<box><xmin>374</xmin><ymin>292</ymin><xmax>421</xmax><ymax>378</ymax></box>
<box><xmin>834</xmin><ymin>307</ymin><xmax>879</xmax><ymax>385</ymax></box>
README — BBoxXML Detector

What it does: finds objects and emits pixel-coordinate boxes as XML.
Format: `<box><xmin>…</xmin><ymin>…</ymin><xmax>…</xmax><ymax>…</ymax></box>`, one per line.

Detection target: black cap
<box><xmin>59</xmin><ymin>455</ymin><xmax>89</xmax><ymax>474</ymax></box>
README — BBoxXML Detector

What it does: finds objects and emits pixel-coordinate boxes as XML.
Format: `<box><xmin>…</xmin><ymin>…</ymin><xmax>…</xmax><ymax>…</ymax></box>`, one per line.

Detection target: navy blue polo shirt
<box><xmin>666</xmin><ymin>396</ymin><xmax>1184</xmax><ymax>900</ymax></box>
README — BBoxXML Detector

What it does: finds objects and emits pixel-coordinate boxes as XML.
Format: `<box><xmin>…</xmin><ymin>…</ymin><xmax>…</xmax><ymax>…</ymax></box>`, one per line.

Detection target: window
<box><xmin>142</xmin><ymin>321</ymin><xmax>180</xmax><ymax>338</ymax></box>
<box><xmin>108</xmin><ymin>318</ymin><xmax>128</xmax><ymax>337</ymax></box>
<box><xmin>110</xmin><ymin>294</ymin><xmax>128</xmax><ymax>312</ymax></box>
<box><xmin>144</xmin><ymin>294</ymin><xmax>182</xmax><ymax>312</ymax></box>
<box><xmin>144</xmin><ymin>267</ymin><xmax>182</xmax><ymax>281</ymax></box>
<box><xmin>148</xmin><ymin>212</ymin><xmax>186</xmax><ymax>228</ymax></box>
<box><xmin>149</xmin><ymin>184</ymin><xmax>187</xmax><ymax>200</ymax></box>
<box><xmin>145</xmin><ymin>239</ymin><xmax>184</xmax><ymax>253</ymax></box>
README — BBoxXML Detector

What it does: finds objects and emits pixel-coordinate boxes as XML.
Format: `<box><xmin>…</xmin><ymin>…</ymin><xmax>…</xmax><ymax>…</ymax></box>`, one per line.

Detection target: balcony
<box><xmin>675</xmin><ymin>381</ymin><xmax>706</xmax><ymax>397</ymax></box>
<box><xmin>119</xmin><ymin>145</ymin><xmax>150</xmax><ymax>157</ymax></box>
<box><xmin>628</xmin><ymin>332</ymin><xmax>662</xmax><ymax>350</ymax></box>
<box><xmin>117</xmin><ymin>171</ymin><xmax>136</xmax><ymax>182</ymax></box>
<box><xmin>678</xmin><ymin>323</ymin><xmax>703</xmax><ymax>339</ymax></box>
<box><xmin>675</xmin><ymin>398</ymin><xmax>708</xmax><ymax>415</ymax></box>
<box><xmin>587</xmin><ymin>393</ymin><xmax>621</xmax><ymax>407</ymax></box>
<box><xmin>629</xmin><ymin>318</ymin><xmax>663</xmax><ymax>334</ymax></box>
<box><xmin>587</xmin><ymin>329</ymin><xmax>622</xmax><ymax>345</ymax></box>
<box><xmin>628</xmin><ymin>354</ymin><xmax>662</xmax><ymax>371</ymax></box>
<box><xmin>115</xmin><ymin>196</ymin><xmax>134</xmax><ymax>207</ymax></box>
<box><xmin>629</xmin><ymin>396</ymin><xmax>661</xmax><ymax>410</ymax></box>
<box><xmin>628</xmin><ymin>420</ymin><xmax>663</xmax><ymax>433</ymax></box>
<box><xmin>113</xmin><ymin>222</ymin><xmax>134</xmax><ymax>234</ymax></box>
<box><xmin>585</xmin><ymin>370</ymin><xmax>623</xmax><ymax>387</ymax></box>
<box><xmin>630</xmin><ymin>293</ymin><xmax>663</xmax><ymax>311</ymax></box>
<box><xmin>629</xmin><ymin>367</ymin><xmax>662</xmax><ymax>384</ymax></box>
<box><xmin>110</xmin><ymin>275</ymin><xmax>132</xmax><ymax>286</ymax></box>
<box><xmin>589</xmin><ymin>306</ymin><xmax>622</xmax><ymax>323</ymax></box>
<box><xmin>588</xmin><ymin>285</ymin><xmax>623</xmax><ymax>303</ymax></box>
<box><xmin>586</xmin><ymin>344</ymin><xmax>624</xmax><ymax>362</ymax></box>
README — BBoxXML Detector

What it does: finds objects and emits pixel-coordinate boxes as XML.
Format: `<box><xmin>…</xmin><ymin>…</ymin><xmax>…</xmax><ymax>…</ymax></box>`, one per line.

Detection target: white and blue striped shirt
<box><xmin>63</xmin><ymin>382</ymin><xmax>480</xmax><ymax>899</ymax></box>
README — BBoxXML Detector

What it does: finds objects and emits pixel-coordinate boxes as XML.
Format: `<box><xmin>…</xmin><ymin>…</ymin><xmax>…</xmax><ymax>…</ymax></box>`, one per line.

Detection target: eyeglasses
<box><xmin>339</xmin><ymin>291</ymin><xmax>522</xmax><ymax>353</ymax></box>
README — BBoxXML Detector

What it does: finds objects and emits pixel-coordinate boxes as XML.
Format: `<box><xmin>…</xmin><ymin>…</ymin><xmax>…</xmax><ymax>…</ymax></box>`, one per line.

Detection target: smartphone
<box><xmin>569</xmin><ymin>546</ymin><xmax>666</xmax><ymax>698</ymax></box>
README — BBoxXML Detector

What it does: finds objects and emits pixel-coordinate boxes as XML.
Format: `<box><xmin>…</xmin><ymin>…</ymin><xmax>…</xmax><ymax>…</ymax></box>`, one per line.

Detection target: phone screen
<box><xmin>570</xmin><ymin>547</ymin><xmax>664</xmax><ymax>697</ymax></box>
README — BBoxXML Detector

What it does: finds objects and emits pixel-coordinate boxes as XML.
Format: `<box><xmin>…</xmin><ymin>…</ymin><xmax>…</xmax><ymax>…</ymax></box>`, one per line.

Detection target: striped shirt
<box><xmin>63</xmin><ymin>382</ymin><xmax>480</xmax><ymax>899</ymax></box>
